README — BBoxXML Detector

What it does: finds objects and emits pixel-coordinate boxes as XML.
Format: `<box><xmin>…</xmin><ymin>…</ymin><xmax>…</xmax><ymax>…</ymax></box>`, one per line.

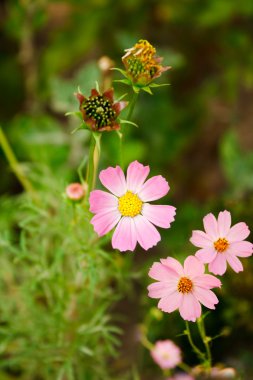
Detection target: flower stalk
<box><xmin>185</xmin><ymin>321</ymin><xmax>206</xmax><ymax>362</ymax></box>
<box><xmin>0</xmin><ymin>126</ymin><xmax>38</xmax><ymax>202</ymax></box>
<box><xmin>197</xmin><ymin>316</ymin><xmax>212</xmax><ymax>369</ymax></box>
<box><xmin>87</xmin><ymin>132</ymin><xmax>101</xmax><ymax>193</ymax></box>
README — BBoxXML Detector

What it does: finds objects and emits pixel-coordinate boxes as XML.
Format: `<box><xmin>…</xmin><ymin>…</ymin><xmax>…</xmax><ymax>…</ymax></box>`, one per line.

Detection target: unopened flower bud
<box><xmin>66</xmin><ymin>183</ymin><xmax>86</xmax><ymax>202</ymax></box>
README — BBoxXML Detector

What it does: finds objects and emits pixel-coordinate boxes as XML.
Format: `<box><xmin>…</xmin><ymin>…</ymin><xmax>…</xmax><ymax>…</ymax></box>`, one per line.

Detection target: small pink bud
<box><xmin>66</xmin><ymin>183</ymin><xmax>86</xmax><ymax>202</ymax></box>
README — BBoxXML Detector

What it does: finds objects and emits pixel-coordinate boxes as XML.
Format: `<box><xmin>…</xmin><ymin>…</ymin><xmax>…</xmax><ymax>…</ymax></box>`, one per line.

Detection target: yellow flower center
<box><xmin>214</xmin><ymin>238</ymin><xmax>229</xmax><ymax>253</ymax></box>
<box><xmin>118</xmin><ymin>191</ymin><xmax>143</xmax><ymax>217</ymax></box>
<box><xmin>177</xmin><ymin>277</ymin><xmax>193</xmax><ymax>294</ymax></box>
<box><xmin>161</xmin><ymin>352</ymin><xmax>170</xmax><ymax>360</ymax></box>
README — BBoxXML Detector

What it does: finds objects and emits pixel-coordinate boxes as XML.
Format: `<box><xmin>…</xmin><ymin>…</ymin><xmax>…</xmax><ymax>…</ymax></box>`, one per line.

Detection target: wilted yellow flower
<box><xmin>122</xmin><ymin>39</ymin><xmax>170</xmax><ymax>86</ymax></box>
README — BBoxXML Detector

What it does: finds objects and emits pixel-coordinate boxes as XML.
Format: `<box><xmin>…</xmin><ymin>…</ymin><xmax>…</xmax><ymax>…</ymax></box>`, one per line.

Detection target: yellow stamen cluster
<box><xmin>134</xmin><ymin>39</ymin><xmax>156</xmax><ymax>64</ymax></box>
<box><xmin>177</xmin><ymin>277</ymin><xmax>193</xmax><ymax>294</ymax></box>
<box><xmin>118</xmin><ymin>191</ymin><xmax>143</xmax><ymax>217</ymax></box>
<box><xmin>214</xmin><ymin>237</ymin><xmax>229</xmax><ymax>253</ymax></box>
<box><xmin>122</xmin><ymin>39</ymin><xmax>160</xmax><ymax>84</ymax></box>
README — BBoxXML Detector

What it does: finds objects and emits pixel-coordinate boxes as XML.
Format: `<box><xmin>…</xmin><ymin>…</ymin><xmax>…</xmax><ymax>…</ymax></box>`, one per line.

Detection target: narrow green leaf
<box><xmin>65</xmin><ymin>111</ymin><xmax>83</xmax><ymax>120</ymax></box>
<box><xmin>142</xmin><ymin>86</ymin><xmax>153</xmax><ymax>95</ymax></box>
<box><xmin>113</xmin><ymin>79</ymin><xmax>131</xmax><ymax>85</ymax></box>
<box><xmin>119</xmin><ymin>119</ymin><xmax>139</xmax><ymax>128</ymax></box>
<box><xmin>149</xmin><ymin>82</ymin><xmax>170</xmax><ymax>88</ymax></box>
<box><xmin>111</xmin><ymin>67</ymin><xmax>128</xmax><ymax>78</ymax></box>
<box><xmin>132</xmin><ymin>85</ymin><xmax>140</xmax><ymax>94</ymax></box>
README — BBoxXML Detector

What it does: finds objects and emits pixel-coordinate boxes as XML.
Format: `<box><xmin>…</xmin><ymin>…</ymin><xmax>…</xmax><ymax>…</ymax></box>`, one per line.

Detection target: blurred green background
<box><xmin>0</xmin><ymin>0</ymin><xmax>253</xmax><ymax>379</ymax></box>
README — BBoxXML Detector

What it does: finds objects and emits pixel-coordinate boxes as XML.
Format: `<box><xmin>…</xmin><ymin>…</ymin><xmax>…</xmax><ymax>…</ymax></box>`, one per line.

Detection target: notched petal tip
<box><xmin>113</xmin><ymin>101</ymin><xmax>129</xmax><ymax>115</ymax></box>
<box><xmin>103</xmin><ymin>88</ymin><xmax>114</xmax><ymax>102</ymax></box>
<box><xmin>91</xmin><ymin>88</ymin><xmax>99</xmax><ymax>97</ymax></box>
<box><xmin>75</xmin><ymin>92</ymin><xmax>85</xmax><ymax>104</ymax></box>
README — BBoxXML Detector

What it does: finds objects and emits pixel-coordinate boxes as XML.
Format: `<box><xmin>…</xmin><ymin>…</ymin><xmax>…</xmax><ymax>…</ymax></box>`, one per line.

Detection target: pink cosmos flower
<box><xmin>151</xmin><ymin>340</ymin><xmax>181</xmax><ymax>369</ymax></box>
<box><xmin>190</xmin><ymin>210</ymin><xmax>253</xmax><ymax>275</ymax></box>
<box><xmin>89</xmin><ymin>161</ymin><xmax>176</xmax><ymax>252</ymax></box>
<box><xmin>148</xmin><ymin>255</ymin><xmax>221</xmax><ymax>322</ymax></box>
<box><xmin>66</xmin><ymin>183</ymin><xmax>86</xmax><ymax>201</ymax></box>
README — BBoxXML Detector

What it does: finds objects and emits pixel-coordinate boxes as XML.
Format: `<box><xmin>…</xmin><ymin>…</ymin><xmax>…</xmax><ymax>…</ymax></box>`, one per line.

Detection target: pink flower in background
<box><xmin>190</xmin><ymin>210</ymin><xmax>253</xmax><ymax>275</ymax></box>
<box><xmin>148</xmin><ymin>256</ymin><xmax>221</xmax><ymax>322</ymax></box>
<box><xmin>66</xmin><ymin>183</ymin><xmax>86</xmax><ymax>201</ymax></box>
<box><xmin>151</xmin><ymin>340</ymin><xmax>181</xmax><ymax>369</ymax></box>
<box><xmin>89</xmin><ymin>161</ymin><xmax>176</xmax><ymax>252</ymax></box>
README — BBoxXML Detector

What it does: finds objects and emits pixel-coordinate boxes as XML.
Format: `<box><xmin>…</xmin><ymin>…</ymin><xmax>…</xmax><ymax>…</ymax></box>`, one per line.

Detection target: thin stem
<box><xmin>120</xmin><ymin>91</ymin><xmax>139</xmax><ymax>169</ymax></box>
<box><xmin>162</xmin><ymin>369</ymin><xmax>172</xmax><ymax>378</ymax></box>
<box><xmin>0</xmin><ymin>126</ymin><xmax>37</xmax><ymax>201</ymax></box>
<box><xmin>178</xmin><ymin>362</ymin><xmax>193</xmax><ymax>374</ymax></box>
<box><xmin>127</xmin><ymin>91</ymin><xmax>139</xmax><ymax>121</ymax></box>
<box><xmin>185</xmin><ymin>321</ymin><xmax>206</xmax><ymax>361</ymax></box>
<box><xmin>87</xmin><ymin>134</ymin><xmax>96</xmax><ymax>192</ymax></box>
<box><xmin>86</xmin><ymin>133</ymin><xmax>101</xmax><ymax>193</ymax></box>
<box><xmin>197</xmin><ymin>317</ymin><xmax>212</xmax><ymax>369</ymax></box>
<box><xmin>77</xmin><ymin>155</ymin><xmax>87</xmax><ymax>185</ymax></box>
<box><xmin>117</xmin><ymin>131</ymin><xmax>123</xmax><ymax>168</ymax></box>
<box><xmin>92</xmin><ymin>135</ymin><xmax>101</xmax><ymax>189</ymax></box>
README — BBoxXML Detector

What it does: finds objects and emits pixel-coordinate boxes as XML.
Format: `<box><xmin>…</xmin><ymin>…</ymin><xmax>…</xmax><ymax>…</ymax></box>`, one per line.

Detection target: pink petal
<box><xmin>126</xmin><ymin>161</ymin><xmax>150</xmax><ymax>193</ymax></box>
<box><xmin>203</xmin><ymin>213</ymin><xmax>219</xmax><ymax>240</ymax></box>
<box><xmin>138</xmin><ymin>175</ymin><xmax>169</xmax><ymax>202</ymax></box>
<box><xmin>148</xmin><ymin>282</ymin><xmax>177</xmax><ymax>299</ymax></box>
<box><xmin>142</xmin><ymin>204</ymin><xmax>176</xmax><ymax>228</ymax></box>
<box><xmin>195</xmin><ymin>247</ymin><xmax>217</xmax><ymax>264</ymax></box>
<box><xmin>91</xmin><ymin>210</ymin><xmax>121</xmax><ymax>236</ymax></box>
<box><xmin>217</xmin><ymin>210</ymin><xmax>231</xmax><ymax>236</ymax></box>
<box><xmin>133</xmin><ymin>215</ymin><xmax>161</xmax><ymax>250</ymax></box>
<box><xmin>99</xmin><ymin>166</ymin><xmax>127</xmax><ymax>197</ymax></box>
<box><xmin>149</xmin><ymin>262</ymin><xmax>179</xmax><ymax>281</ymax></box>
<box><xmin>160</xmin><ymin>257</ymin><xmax>184</xmax><ymax>276</ymax></box>
<box><xmin>158</xmin><ymin>292</ymin><xmax>183</xmax><ymax>313</ymax></box>
<box><xmin>179</xmin><ymin>294</ymin><xmax>201</xmax><ymax>322</ymax></box>
<box><xmin>226</xmin><ymin>254</ymin><xmax>243</xmax><ymax>273</ymax></box>
<box><xmin>194</xmin><ymin>274</ymin><xmax>221</xmax><ymax>289</ymax></box>
<box><xmin>183</xmin><ymin>256</ymin><xmax>205</xmax><ymax>277</ymax></box>
<box><xmin>89</xmin><ymin>190</ymin><xmax>118</xmax><ymax>213</ymax></box>
<box><xmin>208</xmin><ymin>254</ymin><xmax>227</xmax><ymax>275</ymax></box>
<box><xmin>227</xmin><ymin>222</ymin><xmax>250</xmax><ymax>242</ymax></box>
<box><xmin>190</xmin><ymin>230</ymin><xmax>213</xmax><ymax>248</ymax></box>
<box><xmin>112</xmin><ymin>217</ymin><xmax>137</xmax><ymax>252</ymax></box>
<box><xmin>193</xmin><ymin>287</ymin><xmax>219</xmax><ymax>309</ymax></box>
<box><xmin>229</xmin><ymin>241</ymin><xmax>253</xmax><ymax>257</ymax></box>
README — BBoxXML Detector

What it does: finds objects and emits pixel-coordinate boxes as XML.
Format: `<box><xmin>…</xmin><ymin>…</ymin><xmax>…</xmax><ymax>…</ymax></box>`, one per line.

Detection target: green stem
<box><xmin>178</xmin><ymin>362</ymin><xmax>193</xmax><ymax>374</ymax></box>
<box><xmin>127</xmin><ymin>91</ymin><xmax>139</xmax><ymax>121</ymax></box>
<box><xmin>185</xmin><ymin>321</ymin><xmax>206</xmax><ymax>361</ymax></box>
<box><xmin>86</xmin><ymin>133</ymin><xmax>101</xmax><ymax>193</ymax></box>
<box><xmin>162</xmin><ymin>368</ymin><xmax>172</xmax><ymax>378</ymax></box>
<box><xmin>117</xmin><ymin>131</ymin><xmax>123</xmax><ymax>168</ymax></box>
<box><xmin>0</xmin><ymin>126</ymin><xmax>37</xmax><ymax>201</ymax></box>
<box><xmin>197</xmin><ymin>317</ymin><xmax>212</xmax><ymax>369</ymax></box>
<box><xmin>120</xmin><ymin>91</ymin><xmax>139</xmax><ymax>169</ymax></box>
